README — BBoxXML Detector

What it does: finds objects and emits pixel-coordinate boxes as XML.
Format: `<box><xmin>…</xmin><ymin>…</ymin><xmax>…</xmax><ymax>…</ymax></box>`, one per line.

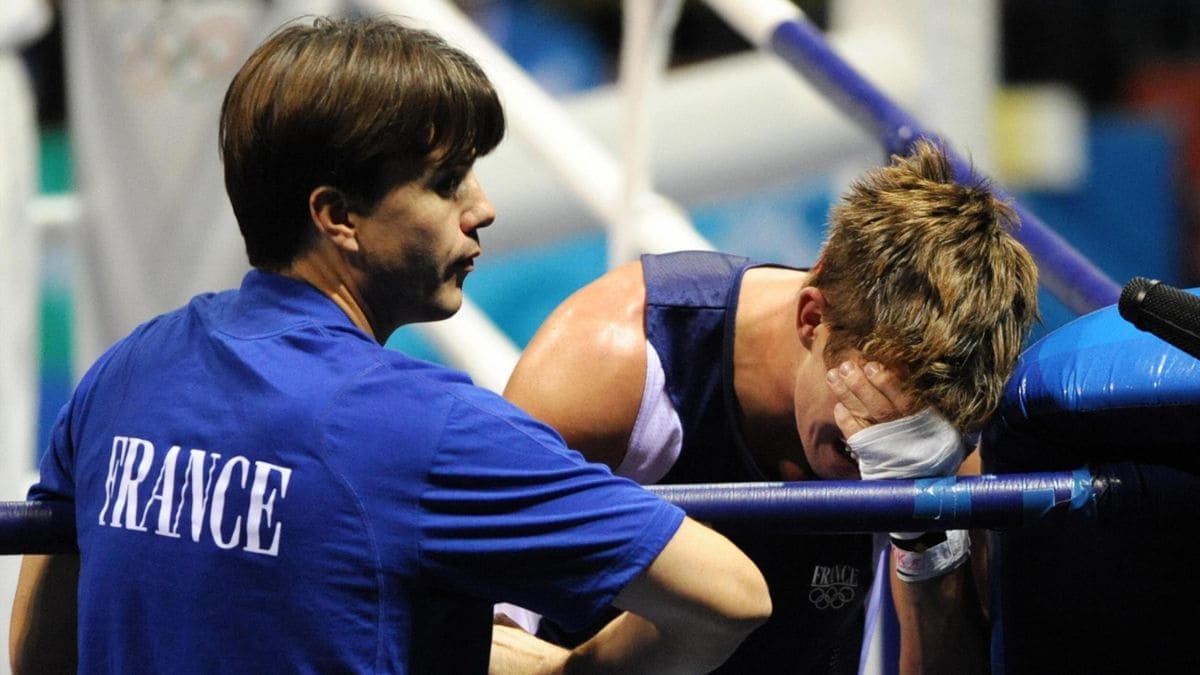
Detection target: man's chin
<box><xmin>426</xmin><ymin>292</ymin><xmax>464</xmax><ymax>322</ymax></box>
<box><xmin>395</xmin><ymin>297</ymin><xmax>462</xmax><ymax>326</ymax></box>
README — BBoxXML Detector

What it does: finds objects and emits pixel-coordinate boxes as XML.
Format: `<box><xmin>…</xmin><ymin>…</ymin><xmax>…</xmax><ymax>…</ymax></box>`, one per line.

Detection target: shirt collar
<box><xmin>224</xmin><ymin>269</ymin><xmax>371</xmax><ymax>340</ymax></box>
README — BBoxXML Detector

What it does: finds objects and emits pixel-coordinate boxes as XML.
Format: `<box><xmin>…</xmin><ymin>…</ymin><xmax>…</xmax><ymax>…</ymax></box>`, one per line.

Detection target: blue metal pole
<box><xmin>766</xmin><ymin>18</ymin><xmax>1122</xmax><ymax>314</ymax></box>
<box><xmin>3</xmin><ymin>464</ymin><xmax>1193</xmax><ymax>553</ymax></box>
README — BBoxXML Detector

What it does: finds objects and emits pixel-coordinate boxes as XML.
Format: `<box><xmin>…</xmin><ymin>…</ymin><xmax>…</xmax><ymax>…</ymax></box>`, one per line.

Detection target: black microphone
<box><xmin>1118</xmin><ymin>277</ymin><xmax>1200</xmax><ymax>361</ymax></box>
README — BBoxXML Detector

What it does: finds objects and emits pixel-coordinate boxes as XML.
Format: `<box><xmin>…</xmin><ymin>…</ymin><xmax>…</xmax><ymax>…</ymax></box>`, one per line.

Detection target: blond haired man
<box><xmin>504</xmin><ymin>140</ymin><xmax>1039</xmax><ymax>673</ymax></box>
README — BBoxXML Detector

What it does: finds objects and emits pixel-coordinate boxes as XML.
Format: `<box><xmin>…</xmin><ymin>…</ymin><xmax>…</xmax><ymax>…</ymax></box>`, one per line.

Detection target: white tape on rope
<box><xmin>702</xmin><ymin>0</ymin><xmax>804</xmax><ymax>48</ymax></box>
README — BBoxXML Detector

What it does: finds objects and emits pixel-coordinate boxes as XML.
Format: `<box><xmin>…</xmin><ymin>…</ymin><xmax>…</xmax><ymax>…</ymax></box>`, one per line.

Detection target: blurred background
<box><xmin>3</xmin><ymin>0</ymin><xmax>1200</xmax><ymax>671</ymax></box>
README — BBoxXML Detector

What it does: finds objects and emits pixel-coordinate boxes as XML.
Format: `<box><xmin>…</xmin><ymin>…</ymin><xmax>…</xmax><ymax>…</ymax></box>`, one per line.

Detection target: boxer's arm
<box><xmin>496</xmin><ymin>262</ymin><xmax>664</xmax><ymax>647</ymax></box>
<box><xmin>827</xmin><ymin>361</ymin><xmax>987</xmax><ymax>674</ymax></box>
<box><xmin>887</xmin><ymin>453</ymin><xmax>991</xmax><ymax>674</ymax></box>
<box><xmin>504</xmin><ymin>262</ymin><xmax>648</xmax><ymax>470</ymax></box>
<box><xmin>889</xmin><ymin>554</ymin><xmax>988</xmax><ymax>674</ymax></box>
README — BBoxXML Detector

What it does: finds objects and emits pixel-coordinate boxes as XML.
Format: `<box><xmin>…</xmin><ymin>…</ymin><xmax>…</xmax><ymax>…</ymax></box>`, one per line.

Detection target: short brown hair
<box><xmin>809</xmin><ymin>140</ymin><xmax>1039</xmax><ymax>433</ymax></box>
<box><xmin>220</xmin><ymin>16</ymin><xmax>505</xmax><ymax>269</ymax></box>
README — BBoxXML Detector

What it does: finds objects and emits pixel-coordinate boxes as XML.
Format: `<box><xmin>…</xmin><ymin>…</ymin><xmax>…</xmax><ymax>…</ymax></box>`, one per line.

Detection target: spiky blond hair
<box><xmin>809</xmin><ymin>140</ymin><xmax>1039</xmax><ymax>433</ymax></box>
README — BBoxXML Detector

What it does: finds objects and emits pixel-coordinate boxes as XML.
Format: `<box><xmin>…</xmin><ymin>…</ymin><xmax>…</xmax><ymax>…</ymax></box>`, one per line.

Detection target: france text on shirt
<box><xmin>99</xmin><ymin>435</ymin><xmax>292</xmax><ymax>556</ymax></box>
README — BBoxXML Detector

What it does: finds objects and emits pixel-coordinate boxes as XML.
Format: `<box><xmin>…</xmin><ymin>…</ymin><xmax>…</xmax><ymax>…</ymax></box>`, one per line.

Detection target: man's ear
<box><xmin>308</xmin><ymin>186</ymin><xmax>358</xmax><ymax>252</ymax></box>
<box><xmin>796</xmin><ymin>286</ymin><xmax>826</xmax><ymax>347</ymax></box>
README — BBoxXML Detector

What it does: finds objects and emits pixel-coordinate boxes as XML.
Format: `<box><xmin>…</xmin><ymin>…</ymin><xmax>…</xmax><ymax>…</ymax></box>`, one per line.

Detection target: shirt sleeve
<box><xmin>28</xmin><ymin>342</ymin><xmax>118</xmax><ymax>503</ymax></box>
<box><xmin>27</xmin><ymin>404</ymin><xmax>75</xmax><ymax>502</ymax></box>
<box><xmin>417</xmin><ymin>392</ymin><xmax>686</xmax><ymax>632</ymax></box>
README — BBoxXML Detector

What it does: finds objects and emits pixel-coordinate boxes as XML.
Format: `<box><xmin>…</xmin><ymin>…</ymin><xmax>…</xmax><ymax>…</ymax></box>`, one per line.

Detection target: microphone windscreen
<box><xmin>1118</xmin><ymin>276</ymin><xmax>1200</xmax><ymax>360</ymax></box>
<box><xmin>1118</xmin><ymin>276</ymin><xmax>1158</xmax><ymax>329</ymax></box>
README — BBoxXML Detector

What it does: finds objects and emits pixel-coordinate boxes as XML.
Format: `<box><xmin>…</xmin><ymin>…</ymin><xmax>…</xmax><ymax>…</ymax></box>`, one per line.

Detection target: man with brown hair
<box><xmin>9</xmin><ymin>16</ymin><xmax>770</xmax><ymax>673</ymax></box>
<box><xmin>503</xmin><ymin>139</ymin><xmax>1039</xmax><ymax>673</ymax></box>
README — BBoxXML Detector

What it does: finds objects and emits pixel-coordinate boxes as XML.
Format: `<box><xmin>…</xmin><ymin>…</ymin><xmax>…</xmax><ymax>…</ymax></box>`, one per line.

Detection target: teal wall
<box><xmin>34</xmin><ymin>127</ymin><xmax>75</xmax><ymax>469</ymax></box>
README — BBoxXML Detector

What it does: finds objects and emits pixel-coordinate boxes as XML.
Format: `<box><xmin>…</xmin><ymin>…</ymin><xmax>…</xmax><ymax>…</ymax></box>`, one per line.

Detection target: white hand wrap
<box><xmin>848</xmin><ymin>407</ymin><xmax>971</xmax><ymax>582</ymax></box>
<box><xmin>847</xmin><ymin>407</ymin><xmax>966</xmax><ymax>481</ymax></box>
<box><xmin>892</xmin><ymin>529</ymin><xmax>970</xmax><ymax>582</ymax></box>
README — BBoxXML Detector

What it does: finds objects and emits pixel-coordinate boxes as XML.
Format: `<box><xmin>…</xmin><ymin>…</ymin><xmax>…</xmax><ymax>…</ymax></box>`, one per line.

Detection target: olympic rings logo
<box><xmin>100</xmin><ymin>5</ymin><xmax>255</xmax><ymax>99</ymax></box>
<box><xmin>808</xmin><ymin>584</ymin><xmax>856</xmax><ymax>610</ymax></box>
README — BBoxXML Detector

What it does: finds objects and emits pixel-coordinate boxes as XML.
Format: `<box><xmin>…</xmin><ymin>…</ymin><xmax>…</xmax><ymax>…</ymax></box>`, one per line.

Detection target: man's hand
<box><xmin>826</xmin><ymin>360</ymin><xmax>964</xmax><ymax>482</ymax></box>
<box><xmin>825</xmin><ymin>360</ymin><xmax>915</xmax><ymax>438</ymax></box>
<box><xmin>826</xmin><ymin>360</ymin><xmax>984</xmax><ymax>672</ymax></box>
<box><xmin>489</xmin><ymin>623</ymin><xmax>569</xmax><ymax>675</ymax></box>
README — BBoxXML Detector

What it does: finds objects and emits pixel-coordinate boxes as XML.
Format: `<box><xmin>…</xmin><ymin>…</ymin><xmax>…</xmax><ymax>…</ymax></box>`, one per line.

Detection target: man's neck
<box><xmin>733</xmin><ymin>268</ymin><xmax>809</xmax><ymax>474</ymax></box>
<box><xmin>280</xmin><ymin>250</ymin><xmax>379</xmax><ymax>342</ymax></box>
<box><xmin>734</xmin><ymin>268</ymin><xmax>807</xmax><ymax>416</ymax></box>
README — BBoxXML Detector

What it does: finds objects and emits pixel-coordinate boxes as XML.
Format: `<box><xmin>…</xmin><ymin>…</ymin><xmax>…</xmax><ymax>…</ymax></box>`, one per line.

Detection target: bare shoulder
<box><xmin>504</xmin><ymin>261</ymin><xmax>648</xmax><ymax>468</ymax></box>
<box><xmin>559</xmin><ymin>259</ymin><xmax>647</xmax><ymax>323</ymax></box>
<box><xmin>518</xmin><ymin>260</ymin><xmax>648</xmax><ymax>364</ymax></box>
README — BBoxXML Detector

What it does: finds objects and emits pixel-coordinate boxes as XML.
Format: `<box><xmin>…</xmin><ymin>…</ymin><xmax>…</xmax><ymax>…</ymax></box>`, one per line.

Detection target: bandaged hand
<box><xmin>826</xmin><ymin>360</ymin><xmax>970</xmax><ymax>581</ymax></box>
<box><xmin>825</xmin><ymin>361</ymin><xmax>966</xmax><ymax>480</ymax></box>
<box><xmin>846</xmin><ymin>408</ymin><xmax>966</xmax><ymax>481</ymax></box>
<box><xmin>826</xmin><ymin>360</ymin><xmax>914</xmax><ymax>440</ymax></box>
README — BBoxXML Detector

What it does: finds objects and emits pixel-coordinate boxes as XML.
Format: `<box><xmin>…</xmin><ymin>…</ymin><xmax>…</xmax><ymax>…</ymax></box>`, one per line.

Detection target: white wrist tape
<box><xmin>847</xmin><ymin>407</ymin><xmax>966</xmax><ymax>481</ymax></box>
<box><xmin>891</xmin><ymin>529</ymin><xmax>970</xmax><ymax>582</ymax></box>
<box><xmin>493</xmin><ymin>603</ymin><xmax>542</xmax><ymax>634</ymax></box>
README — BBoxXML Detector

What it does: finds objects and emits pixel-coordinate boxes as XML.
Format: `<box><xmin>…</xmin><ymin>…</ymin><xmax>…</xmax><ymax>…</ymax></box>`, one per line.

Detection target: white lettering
<box><xmin>98</xmin><ymin>436</ymin><xmax>293</xmax><ymax>556</ymax></box>
<box><xmin>184</xmin><ymin>450</ymin><xmax>221</xmax><ymax>543</ymax></box>
<box><xmin>99</xmin><ymin>437</ymin><xmax>130</xmax><ymax>526</ymax></box>
<box><xmin>107</xmin><ymin>437</ymin><xmax>156</xmax><ymax>531</ymax></box>
<box><xmin>244</xmin><ymin>461</ymin><xmax>292</xmax><ymax>556</ymax></box>
<box><xmin>210</xmin><ymin>456</ymin><xmax>249</xmax><ymax>550</ymax></box>
<box><xmin>811</xmin><ymin>564</ymin><xmax>860</xmax><ymax>588</ymax></box>
<box><xmin>139</xmin><ymin>445</ymin><xmax>182</xmax><ymax>537</ymax></box>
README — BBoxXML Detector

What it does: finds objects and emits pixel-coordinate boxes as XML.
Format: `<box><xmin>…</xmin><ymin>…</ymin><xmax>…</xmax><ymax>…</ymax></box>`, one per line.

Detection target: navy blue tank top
<box><xmin>643</xmin><ymin>251</ymin><xmax>873</xmax><ymax>675</ymax></box>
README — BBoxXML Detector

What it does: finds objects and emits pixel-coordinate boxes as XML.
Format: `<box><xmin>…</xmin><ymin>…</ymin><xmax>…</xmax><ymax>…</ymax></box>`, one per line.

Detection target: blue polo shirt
<box><xmin>32</xmin><ymin>270</ymin><xmax>684</xmax><ymax>674</ymax></box>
